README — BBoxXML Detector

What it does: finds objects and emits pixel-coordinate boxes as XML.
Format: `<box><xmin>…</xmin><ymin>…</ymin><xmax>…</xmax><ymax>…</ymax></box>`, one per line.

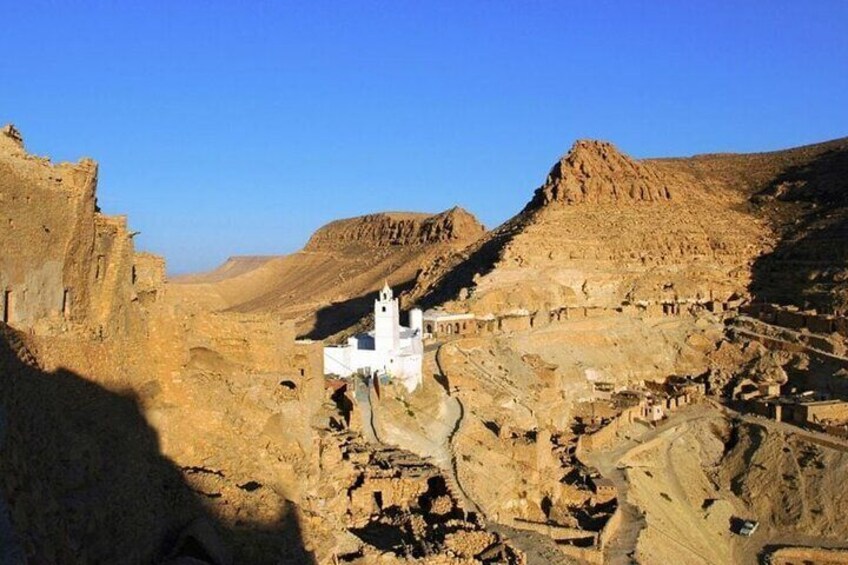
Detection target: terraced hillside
<box><xmin>412</xmin><ymin>137</ymin><xmax>848</xmax><ymax>317</ymax></box>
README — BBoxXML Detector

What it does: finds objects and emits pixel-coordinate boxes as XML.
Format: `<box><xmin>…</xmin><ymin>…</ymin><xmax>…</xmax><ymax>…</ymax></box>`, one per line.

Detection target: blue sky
<box><xmin>2</xmin><ymin>1</ymin><xmax>846</xmax><ymax>274</ymax></box>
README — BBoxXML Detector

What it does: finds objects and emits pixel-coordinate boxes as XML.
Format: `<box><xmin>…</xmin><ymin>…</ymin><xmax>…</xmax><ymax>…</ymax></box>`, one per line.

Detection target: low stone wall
<box><xmin>598</xmin><ymin>503</ymin><xmax>623</xmax><ymax>549</ymax></box>
<box><xmin>578</xmin><ymin>405</ymin><xmax>640</xmax><ymax>452</ymax></box>
<box><xmin>509</xmin><ymin>518</ymin><xmax>598</xmax><ymax>543</ymax></box>
<box><xmin>556</xmin><ymin>544</ymin><xmax>603</xmax><ymax>565</ymax></box>
<box><xmin>741</xmin><ymin>303</ymin><xmax>848</xmax><ymax>339</ymax></box>
<box><xmin>184</xmin><ymin>311</ymin><xmax>319</xmax><ymax>376</ymax></box>
<box><xmin>767</xmin><ymin>546</ymin><xmax>848</xmax><ymax>564</ymax></box>
<box><xmin>465</xmin><ymin>297</ymin><xmax>740</xmax><ymax>338</ymax></box>
<box><xmin>733</xmin><ymin>323</ymin><xmax>848</xmax><ymax>368</ymax></box>
<box><xmin>811</xmin><ymin>423</ymin><xmax>848</xmax><ymax>439</ymax></box>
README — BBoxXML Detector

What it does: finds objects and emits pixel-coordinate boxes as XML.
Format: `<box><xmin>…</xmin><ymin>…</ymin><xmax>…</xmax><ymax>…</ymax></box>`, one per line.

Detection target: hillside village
<box><xmin>3</xmin><ymin>121</ymin><xmax>848</xmax><ymax>565</ymax></box>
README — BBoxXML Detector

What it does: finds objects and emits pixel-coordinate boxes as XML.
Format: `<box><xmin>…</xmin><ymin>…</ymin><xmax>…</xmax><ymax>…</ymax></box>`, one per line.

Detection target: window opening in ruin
<box><xmin>373</xmin><ymin>491</ymin><xmax>383</xmax><ymax>509</ymax></box>
<box><xmin>95</xmin><ymin>255</ymin><xmax>105</xmax><ymax>281</ymax></box>
<box><xmin>62</xmin><ymin>289</ymin><xmax>72</xmax><ymax>319</ymax></box>
<box><xmin>131</xmin><ymin>265</ymin><xmax>137</xmax><ymax>285</ymax></box>
<box><xmin>2</xmin><ymin>290</ymin><xmax>12</xmax><ymax>324</ymax></box>
<box><xmin>299</xmin><ymin>368</ymin><xmax>305</xmax><ymax>377</ymax></box>
<box><xmin>541</xmin><ymin>495</ymin><xmax>553</xmax><ymax>517</ymax></box>
<box><xmin>381</xmin><ymin>306</ymin><xmax>386</xmax><ymax>312</ymax></box>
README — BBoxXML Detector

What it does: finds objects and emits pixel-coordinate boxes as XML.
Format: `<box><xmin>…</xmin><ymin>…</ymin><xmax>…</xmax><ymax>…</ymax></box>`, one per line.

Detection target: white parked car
<box><xmin>739</xmin><ymin>520</ymin><xmax>759</xmax><ymax>536</ymax></box>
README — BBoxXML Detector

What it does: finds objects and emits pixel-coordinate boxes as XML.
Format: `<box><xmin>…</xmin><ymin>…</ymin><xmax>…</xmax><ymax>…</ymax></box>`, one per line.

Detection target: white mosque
<box><xmin>323</xmin><ymin>283</ymin><xmax>424</xmax><ymax>392</ymax></box>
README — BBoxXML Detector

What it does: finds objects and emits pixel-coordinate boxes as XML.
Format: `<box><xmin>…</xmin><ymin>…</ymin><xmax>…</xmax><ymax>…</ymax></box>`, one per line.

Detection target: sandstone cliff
<box><xmin>306</xmin><ymin>207</ymin><xmax>485</xmax><ymax>249</ymax></box>
<box><xmin>650</xmin><ymin>137</ymin><xmax>848</xmax><ymax>314</ymax></box>
<box><xmin>0</xmin><ymin>126</ymin><xmax>332</xmax><ymax>563</ymax></box>
<box><xmin>0</xmin><ymin>124</ymin><xmax>165</xmax><ymax>338</ymax></box>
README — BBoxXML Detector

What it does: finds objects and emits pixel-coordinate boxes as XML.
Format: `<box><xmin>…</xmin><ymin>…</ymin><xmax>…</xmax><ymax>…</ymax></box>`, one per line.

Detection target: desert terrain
<box><xmin>3</xmin><ymin>120</ymin><xmax>848</xmax><ymax>565</ymax></box>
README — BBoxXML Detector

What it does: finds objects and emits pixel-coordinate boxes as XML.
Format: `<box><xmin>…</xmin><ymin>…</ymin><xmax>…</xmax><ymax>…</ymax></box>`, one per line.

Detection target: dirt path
<box><xmin>581</xmin><ymin>403</ymin><xmax>720</xmax><ymax>564</ymax></box>
<box><xmin>718</xmin><ymin>403</ymin><xmax>848</xmax><ymax>562</ymax></box>
<box><xmin>434</xmin><ymin>345</ymin><xmax>579</xmax><ymax>565</ymax></box>
<box><xmin>353</xmin><ymin>377</ymin><xmax>380</xmax><ymax>444</ymax></box>
<box><xmin>585</xmin><ymin>401</ymin><xmax>848</xmax><ymax>564</ymax></box>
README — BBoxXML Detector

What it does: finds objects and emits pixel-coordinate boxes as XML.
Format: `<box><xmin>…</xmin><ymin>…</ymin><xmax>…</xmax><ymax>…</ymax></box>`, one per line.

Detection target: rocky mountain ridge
<box><xmin>409</xmin><ymin>137</ymin><xmax>848</xmax><ymax>317</ymax></box>
<box><xmin>305</xmin><ymin>207</ymin><xmax>485</xmax><ymax>250</ymax></box>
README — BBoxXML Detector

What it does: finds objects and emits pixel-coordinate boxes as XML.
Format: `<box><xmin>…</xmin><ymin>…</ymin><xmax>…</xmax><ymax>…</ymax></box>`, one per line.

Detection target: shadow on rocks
<box><xmin>0</xmin><ymin>323</ymin><xmax>314</xmax><ymax>564</ymax></box>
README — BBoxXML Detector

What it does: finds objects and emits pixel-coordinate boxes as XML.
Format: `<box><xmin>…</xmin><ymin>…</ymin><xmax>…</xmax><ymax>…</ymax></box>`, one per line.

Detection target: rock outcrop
<box><xmin>0</xmin><ymin>123</ymin><xmax>161</xmax><ymax>338</ymax></box>
<box><xmin>528</xmin><ymin>140</ymin><xmax>674</xmax><ymax>207</ymax></box>
<box><xmin>0</xmin><ymin>126</ymin><xmax>332</xmax><ymax>563</ymax></box>
<box><xmin>306</xmin><ymin>207</ymin><xmax>485</xmax><ymax>250</ymax></box>
<box><xmin>646</xmin><ymin>136</ymin><xmax>848</xmax><ymax>314</ymax></box>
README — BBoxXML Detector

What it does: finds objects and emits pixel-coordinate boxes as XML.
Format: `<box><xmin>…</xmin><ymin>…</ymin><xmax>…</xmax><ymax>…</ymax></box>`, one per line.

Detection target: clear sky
<box><xmin>2</xmin><ymin>1</ymin><xmax>846</xmax><ymax>274</ymax></box>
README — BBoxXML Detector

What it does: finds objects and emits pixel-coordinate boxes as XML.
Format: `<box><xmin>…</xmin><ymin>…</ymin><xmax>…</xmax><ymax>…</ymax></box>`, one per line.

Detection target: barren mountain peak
<box><xmin>528</xmin><ymin>138</ymin><xmax>673</xmax><ymax>208</ymax></box>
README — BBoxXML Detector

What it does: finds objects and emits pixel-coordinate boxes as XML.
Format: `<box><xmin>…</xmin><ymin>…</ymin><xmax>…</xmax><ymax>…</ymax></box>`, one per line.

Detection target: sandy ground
<box><xmin>586</xmin><ymin>402</ymin><xmax>848</xmax><ymax>565</ymax></box>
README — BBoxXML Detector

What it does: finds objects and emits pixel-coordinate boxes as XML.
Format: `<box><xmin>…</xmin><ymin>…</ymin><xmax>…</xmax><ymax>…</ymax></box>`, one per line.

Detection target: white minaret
<box><xmin>374</xmin><ymin>281</ymin><xmax>400</xmax><ymax>352</ymax></box>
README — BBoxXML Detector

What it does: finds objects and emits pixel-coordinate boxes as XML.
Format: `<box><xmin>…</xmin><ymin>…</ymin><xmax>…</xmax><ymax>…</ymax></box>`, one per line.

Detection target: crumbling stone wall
<box><xmin>0</xmin><ymin>125</ymin><xmax>159</xmax><ymax>338</ymax></box>
<box><xmin>182</xmin><ymin>311</ymin><xmax>304</xmax><ymax>372</ymax></box>
<box><xmin>0</xmin><ymin>126</ymin><xmax>98</xmax><ymax>329</ymax></box>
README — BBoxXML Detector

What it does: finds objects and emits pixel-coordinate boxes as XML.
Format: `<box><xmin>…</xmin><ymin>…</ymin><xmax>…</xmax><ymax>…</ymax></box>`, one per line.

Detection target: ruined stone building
<box><xmin>0</xmin><ymin>124</ymin><xmax>164</xmax><ymax>338</ymax></box>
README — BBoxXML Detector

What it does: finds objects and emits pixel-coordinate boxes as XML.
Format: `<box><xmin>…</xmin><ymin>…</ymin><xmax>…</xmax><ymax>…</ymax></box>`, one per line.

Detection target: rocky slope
<box><xmin>528</xmin><ymin>140</ymin><xmax>675</xmax><ymax>206</ymax></box>
<box><xmin>305</xmin><ymin>207</ymin><xmax>484</xmax><ymax>249</ymax></box>
<box><xmin>412</xmin><ymin>137</ymin><xmax>848</xmax><ymax>317</ymax></box>
<box><xmin>171</xmin><ymin>208</ymin><xmax>485</xmax><ymax>338</ymax></box>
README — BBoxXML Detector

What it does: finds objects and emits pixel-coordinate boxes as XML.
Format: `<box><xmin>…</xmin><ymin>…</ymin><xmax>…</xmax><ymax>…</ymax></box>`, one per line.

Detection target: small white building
<box><xmin>323</xmin><ymin>283</ymin><xmax>423</xmax><ymax>392</ymax></box>
<box><xmin>422</xmin><ymin>309</ymin><xmax>476</xmax><ymax>338</ymax></box>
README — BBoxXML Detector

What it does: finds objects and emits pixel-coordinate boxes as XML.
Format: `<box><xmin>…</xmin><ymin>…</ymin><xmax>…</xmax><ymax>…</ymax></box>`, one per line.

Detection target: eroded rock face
<box><xmin>0</xmin><ymin>127</ymin><xmax>328</xmax><ymax>563</ymax></box>
<box><xmin>529</xmin><ymin>140</ymin><xmax>673</xmax><ymax>207</ymax></box>
<box><xmin>305</xmin><ymin>207</ymin><xmax>485</xmax><ymax>250</ymax></box>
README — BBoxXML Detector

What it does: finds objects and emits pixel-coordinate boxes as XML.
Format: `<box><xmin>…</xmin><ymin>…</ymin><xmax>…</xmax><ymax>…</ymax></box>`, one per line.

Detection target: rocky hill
<box><xmin>305</xmin><ymin>207</ymin><xmax>484</xmax><ymax>250</ymax></box>
<box><xmin>412</xmin><ymin>137</ymin><xmax>848</xmax><ymax>317</ymax></box>
<box><xmin>527</xmin><ymin>140</ymin><xmax>675</xmax><ymax>207</ymax></box>
<box><xmin>171</xmin><ymin>207</ymin><xmax>486</xmax><ymax>338</ymax></box>
<box><xmin>650</xmin><ymin>137</ymin><xmax>848</xmax><ymax>314</ymax></box>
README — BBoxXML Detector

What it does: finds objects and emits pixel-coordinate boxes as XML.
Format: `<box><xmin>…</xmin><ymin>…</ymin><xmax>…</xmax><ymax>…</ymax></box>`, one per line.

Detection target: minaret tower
<box><xmin>374</xmin><ymin>281</ymin><xmax>400</xmax><ymax>352</ymax></box>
